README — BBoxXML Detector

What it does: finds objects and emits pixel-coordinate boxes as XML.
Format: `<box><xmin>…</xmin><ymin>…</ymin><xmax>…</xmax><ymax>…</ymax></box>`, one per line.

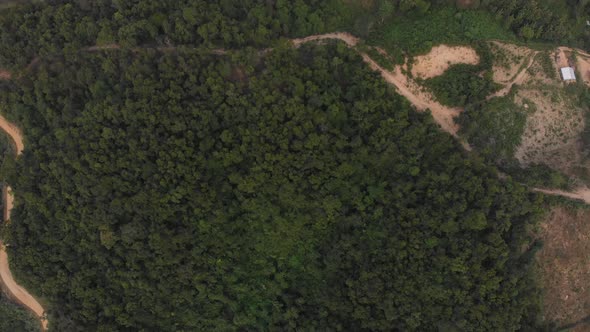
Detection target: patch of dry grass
<box><xmin>537</xmin><ymin>207</ymin><xmax>590</xmax><ymax>327</ymax></box>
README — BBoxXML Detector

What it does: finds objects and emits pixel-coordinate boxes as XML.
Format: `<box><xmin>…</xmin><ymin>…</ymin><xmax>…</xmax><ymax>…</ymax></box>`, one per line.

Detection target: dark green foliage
<box><xmin>365</xmin><ymin>47</ymin><xmax>395</xmax><ymax>70</ymax></box>
<box><xmin>482</xmin><ymin>0</ymin><xmax>569</xmax><ymax>41</ymax></box>
<box><xmin>458</xmin><ymin>96</ymin><xmax>527</xmax><ymax>161</ymax></box>
<box><xmin>0</xmin><ymin>0</ymin><xmax>350</xmax><ymax>69</ymax></box>
<box><xmin>0</xmin><ymin>42</ymin><xmax>545</xmax><ymax>330</ymax></box>
<box><xmin>0</xmin><ymin>295</ymin><xmax>39</xmax><ymax>332</ymax></box>
<box><xmin>425</xmin><ymin>64</ymin><xmax>498</xmax><ymax>106</ymax></box>
<box><xmin>424</xmin><ymin>43</ymin><xmax>498</xmax><ymax>107</ymax></box>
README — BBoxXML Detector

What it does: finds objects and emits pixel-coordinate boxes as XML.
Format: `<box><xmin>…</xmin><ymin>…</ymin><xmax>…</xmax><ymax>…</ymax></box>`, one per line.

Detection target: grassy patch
<box><xmin>365</xmin><ymin>47</ymin><xmax>394</xmax><ymax>71</ymax></box>
<box><xmin>369</xmin><ymin>8</ymin><xmax>515</xmax><ymax>60</ymax></box>
<box><xmin>536</xmin><ymin>206</ymin><xmax>590</xmax><ymax>328</ymax></box>
<box><xmin>507</xmin><ymin>163</ymin><xmax>573</xmax><ymax>190</ymax></box>
<box><xmin>537</xmin><ymin>52</ymin><xmax>556</xmax><ymax>80</ymax></box>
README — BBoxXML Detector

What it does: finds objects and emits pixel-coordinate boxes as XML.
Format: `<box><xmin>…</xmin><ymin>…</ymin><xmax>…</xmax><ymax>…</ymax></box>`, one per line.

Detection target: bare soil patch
<box><xmin>537</xmin><ymin>206</ymin><xmax>590</xmax><ymax>326</ymax></box>
<box><xmin>0</xmin><ymin>70</ymin><xmax>10</xmax><ymax>80</ymax></box>
<box><xmin>575</xmin><ymin>53</ymin><xmax>590</xmax><ymax>87</ymax></box>
<box><xmin>534</xmin><ymin>187</ymin><xmax>590</xmax><ymax>204</ymax></box>
<box><xmin>514</xmin><ymin>88</ymin><xmax>585</xmax><ymax>175</ymax></box>
<box><xmin>411</xmin><ymin>45</ymin><xmax>479</xmax><ymax>79</ymax></box>
<box><xmin>555</xmin><ymin>47</ymin><xmax>573</xmax><ymax>69</ymax></box>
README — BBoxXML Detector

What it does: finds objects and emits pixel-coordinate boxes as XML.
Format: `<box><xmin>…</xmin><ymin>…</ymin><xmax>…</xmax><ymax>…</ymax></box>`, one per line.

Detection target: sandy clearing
<box><xmin>514</xmin><ymin>89</ymin><xmax>585</xmax><ymax>171</ymax></box>
<box><xmin>411</xmin><ymin>45</ymin><xmax>479</xmax><ymax>79</ymax></box>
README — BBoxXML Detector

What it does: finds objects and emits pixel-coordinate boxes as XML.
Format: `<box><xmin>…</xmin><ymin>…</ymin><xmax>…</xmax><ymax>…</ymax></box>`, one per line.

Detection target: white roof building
<box><xmin>561</xmin><ymin>67</ymin><xmax>576</xmax><ymax>81</ymax></box>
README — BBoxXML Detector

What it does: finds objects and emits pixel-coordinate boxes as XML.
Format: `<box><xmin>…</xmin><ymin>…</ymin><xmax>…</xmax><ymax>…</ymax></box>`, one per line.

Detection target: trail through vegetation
<box><xmin>0</xmin><ymin>29</ymin><xmax>586</xmax><ymax>331</ymax></box>
<box><xmin>490</xmin><ymin>52</ymin><xmax>538</xmax><ymax>98</ymax></box>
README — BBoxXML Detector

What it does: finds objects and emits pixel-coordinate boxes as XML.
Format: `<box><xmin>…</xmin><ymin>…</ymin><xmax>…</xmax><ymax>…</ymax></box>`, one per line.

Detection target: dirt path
<box><xmin>490</xmin><ymin>52</ymin><xmax>538</xmax><ymax>98</ymax></box>
<box><xmin>533</xmin><ymin>187</ymin><xmax>590</xmax><ymax>204</ymax></box>
<box><xmin>0</xmin><ymin>115</ymin><xmax>47</xmax><ymax>330</ymax></box>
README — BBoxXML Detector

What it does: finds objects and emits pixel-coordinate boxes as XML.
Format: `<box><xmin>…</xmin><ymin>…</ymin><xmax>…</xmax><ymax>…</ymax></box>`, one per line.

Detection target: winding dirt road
<box><xmin>0</xmin><ymin>114</ymin><xmax>47</xmax><ymax>330</ymax></box>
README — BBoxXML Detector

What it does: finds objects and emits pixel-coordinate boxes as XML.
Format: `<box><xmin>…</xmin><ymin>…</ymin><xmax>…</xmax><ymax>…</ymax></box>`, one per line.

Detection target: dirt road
<box><xmin>292</xmin><ymin>33</ymin><xmax>463</xmax><ymax>138</ymax></box>
<box><xmin>0</xmin><ymin>114</ymin><xmax>47</xmax><ymax>330</ymax></box>
<box><xmin>490</xmin><ymin>52</ymin><xmax>537</xmax><ymax>98</ymax></box>
<box><xmin>533</xmin><ymin>187</ymin><xmax>590</xmax><ymax>205</ymax></box>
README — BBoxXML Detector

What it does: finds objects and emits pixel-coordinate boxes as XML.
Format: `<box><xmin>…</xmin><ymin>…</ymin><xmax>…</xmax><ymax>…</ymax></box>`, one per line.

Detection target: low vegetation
<box><xmin>424</xmin><ymin>42</ymin><xmax>498</xmax><ymax>107</ymax></box>
<box><xmin>369</xmin><ymin>7</ymin><xmax>515</xmax><ymax>62</ymax></box>
<box><xmin>459</xmin><ymin>96</ymin><xmax>527</xmax><ymax>161</ymax></box>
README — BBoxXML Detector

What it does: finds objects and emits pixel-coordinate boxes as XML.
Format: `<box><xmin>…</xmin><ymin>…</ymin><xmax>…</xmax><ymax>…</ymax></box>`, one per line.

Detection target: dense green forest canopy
<box><xmin>0</xmin><ymin>41</ymin><xmax>547</xmax><ymax>330</ymax></box>
<box><xmin>0</xmin><ymin>294</ymin><xmax>39</xmax><ymax>332</ymax></box>
<box><xmin>1</xmin><ymin>0</ymin><xmax>583</xmax><ymax>330</ymax></box>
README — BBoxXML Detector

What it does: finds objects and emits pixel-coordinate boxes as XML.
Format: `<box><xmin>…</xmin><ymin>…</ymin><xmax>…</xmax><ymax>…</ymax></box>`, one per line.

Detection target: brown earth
<box><xmin>537</xmin><ymin>207</ymin><xmax>590</xmax><ymax>326</ymax></box>
<box><xmin>506</xmin><ymin>45</ymin><xmax>589</xmax><ymax>181</ymax></box>
<box><xmin>514</xmin><ymin>88</ymin><xmax>585</xmax><ymax>173</ymax></box>
<box><xmin>0</xmin><ymin>114</ymin><xmax>47</xmax><ymax>330</ymax></box>
<box><xmin>411</xmin><ymin>45</ymin><xmax>479</xmax><ymax>79</ymax></box>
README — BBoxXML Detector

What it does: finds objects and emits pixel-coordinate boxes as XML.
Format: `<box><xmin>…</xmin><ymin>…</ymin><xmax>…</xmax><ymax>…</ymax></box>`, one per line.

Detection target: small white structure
<box><xmin>561</xmin><ymin>67</ymin><xmax>576</xmax><ymax>81</ymax></box>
